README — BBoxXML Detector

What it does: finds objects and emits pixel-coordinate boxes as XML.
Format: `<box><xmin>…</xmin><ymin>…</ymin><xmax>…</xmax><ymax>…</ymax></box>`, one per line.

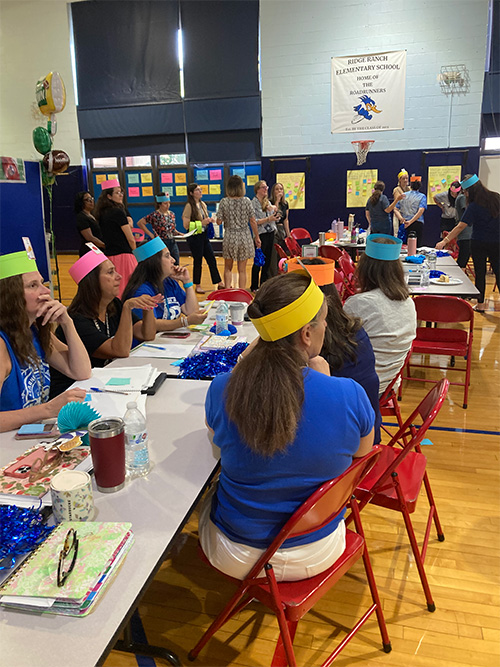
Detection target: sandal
<box><xmin>195</xmin><ymin>287</ymin><xmax>206</xmax><ymax>294</ymax></box>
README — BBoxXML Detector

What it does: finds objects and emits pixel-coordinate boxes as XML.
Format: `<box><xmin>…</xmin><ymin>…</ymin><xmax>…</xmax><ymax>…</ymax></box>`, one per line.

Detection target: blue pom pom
<box><xmin>0</xmin><ymin>505</ymin><xmax>55</xmax><ymax>570</ymax></box>
<box><xmin>206</xmin><ymin>222</ymin><xmax>215</xmax><ymax>239</ymax></box>
<box><xmin>178</xmin><ymin>342</ymin><xmax>249</xmax><ymax>379</ymax></box>
<box><xmin>429</xmin><ymin>270</ymin><xmax>446</xmax><ymax>279</ymax></box>
<box><xmin>253</xmin><ymin>247</ymin><xmax>266</xmax><ymax>267</ymax></box>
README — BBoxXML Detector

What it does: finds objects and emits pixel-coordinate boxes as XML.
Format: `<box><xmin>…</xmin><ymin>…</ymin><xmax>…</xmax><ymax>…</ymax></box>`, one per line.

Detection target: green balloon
<box><xmin>33</xmin><ymin>126</ymin><xmax>52</xmax><ymax>155</ymax></box>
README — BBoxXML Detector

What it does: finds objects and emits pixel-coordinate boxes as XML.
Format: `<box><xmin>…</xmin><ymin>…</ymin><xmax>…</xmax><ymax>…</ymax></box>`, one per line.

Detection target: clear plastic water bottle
<box><xmin>330</xmin><ymin>219</ymin><xmax>337</xmax><ymax>232</ymax></box>
<box><xmin>123</xmin><ymin>401</ymin><xmax>150</xmax><ymax>478</ymax></box>
<box><xmin>215</xmin><ymin>301</ymin><xmax>230</xmax><ymax>335</ymax></box>
<box><xmin>427</xmin><ymin>251</ymin><xmax>437</xmax><ymax>271</ymax></box>
<box><xmin>420</xmin><ymin>265</ymin><xmax>430</xmax><ymax>287</ymax></box>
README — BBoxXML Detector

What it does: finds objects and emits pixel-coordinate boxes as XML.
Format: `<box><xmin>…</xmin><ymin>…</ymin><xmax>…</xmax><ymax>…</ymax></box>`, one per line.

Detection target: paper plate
<box><xmin>429</xmin><ymin>276</ymin><xmax>463</xmax><ymax>285</ymax></box>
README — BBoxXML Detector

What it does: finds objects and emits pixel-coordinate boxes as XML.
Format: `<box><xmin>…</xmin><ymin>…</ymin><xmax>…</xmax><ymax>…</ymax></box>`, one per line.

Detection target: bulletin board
<box><xmin>158</xmin><ymin>168</ymin><xmax>189</xmax><ymax>203</ymax></box>
<box><xmin>427</xmin><ymin>166</ymin><xmax>462</xmax><ymax>204</ymax></box>
<box><xmin>193</xmin><ymin>165</ymin><xmax>224</xmax><ymax>202</ymax></box>
<box><xmin>92</xmin><ymin>170</ymin><xmax>120</xmax><ymax>198</ymax></box>
<box><xmin>276</xmin><ymin>172</ymin><xmax>306</xmax><ymax>209</ymax></box>
<box><xmin>230</xmin><ymin>164</ymin><xmax>261</xmax><ymax>198</ymax></box>
<box><xmin>346</xmin><ymin>169</ymin><xmax>378</xmax><ymax>208</ymax></box>
<box><xmin>125</xmin><ymin>170</ymin><xmax>155</xmax><ymax>203</ymax></box>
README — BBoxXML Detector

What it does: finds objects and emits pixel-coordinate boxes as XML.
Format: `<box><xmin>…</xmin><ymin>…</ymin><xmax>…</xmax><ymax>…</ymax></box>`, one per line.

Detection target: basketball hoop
<box><xmin>352</xmin><ymin>140</ymin><xmax>374</xmax><ymax>166</ymax></box>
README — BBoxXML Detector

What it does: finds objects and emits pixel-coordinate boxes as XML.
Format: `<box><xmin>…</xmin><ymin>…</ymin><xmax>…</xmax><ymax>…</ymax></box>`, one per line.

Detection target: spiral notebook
<box><xmin>0</xmin><ymin>521</ymin><xmax>133</xmax><ymax>616</ymax></box>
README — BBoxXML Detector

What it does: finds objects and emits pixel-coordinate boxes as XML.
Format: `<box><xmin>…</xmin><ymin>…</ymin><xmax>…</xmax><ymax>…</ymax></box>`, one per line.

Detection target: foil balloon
<box><xmin>32</xmin><ymin>126</ymin><xmax>53</xmax><ymax>155</ymax></box>
<box><xmin>42</xmin><ymin>149</ymin><xmax>70</xmax><ymax>175</ymax></box>
<box><xmin>35</xmin><ymin>72</ymin><xmax>66</xmax><ymax>116</ymax></box>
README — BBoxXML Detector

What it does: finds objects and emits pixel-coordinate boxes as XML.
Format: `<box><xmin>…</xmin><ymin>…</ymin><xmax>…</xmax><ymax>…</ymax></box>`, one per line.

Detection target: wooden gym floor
<box><xmin>55</xmin><ymin>254</ymin><xmax>500</xmax><ymax>667</ymax></box>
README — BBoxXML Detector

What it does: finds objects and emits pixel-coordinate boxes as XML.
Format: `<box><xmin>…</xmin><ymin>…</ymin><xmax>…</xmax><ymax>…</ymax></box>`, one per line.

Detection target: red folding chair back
<box><xmin>337</xmin><ymin>253</ymin><xmax>357</xmax><ymax>297</ymax></box>
<box><xmin>274</xmin><ymin>243</ymin><xmax>288</xmax><ymax>260</ymax></box>
<box><xmin>131</xmin><ymin>227</ymin><xmax>145</xmax><ymax>243</ymax></box>
<box><xmin>333</xmin><ymin>268</ymin><xmax>345</xmax><ymax>300</ymax></box>
<box><xmin>290</xmin><ymin>227</ymin><xmax>312</xmax><ymax>243</ymax></box>
<box><xmin>206</xmin><ymin>288</ymin><xmax>253</xmax><ymax>304</ymax></box>
<box><xmin>284</xmin><ymin>236</ymin><xmax>302</xmax><ymax>257</ymax></box>
<box><xmin>379</xmin><ymin>349</ymin><xmax>412</xmax><ymax>443</ymax></box>
<box><xmin>400</xmin><ymin>295</ymin><xmax>474</xmax><ymax>408</ymax></box>
<box><xmin>319</xmin><ymin>244</ymin><xmax>343</xmax><ymax>262</ymax></box>
<box><xmin>189</xmin><ymin>447</ymin><xmax>392</xmax><ymax>666</ymax></box>
<box><xmin>355</xmin><ymin>378</ymin><xmax>449</xmax><ymax>612</ymax></box>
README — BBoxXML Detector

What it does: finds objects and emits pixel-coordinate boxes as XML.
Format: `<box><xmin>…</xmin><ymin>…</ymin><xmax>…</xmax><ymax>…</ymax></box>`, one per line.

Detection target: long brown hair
<box><xmin>122</xmin><ymin>251</ymin><xmax>164</xmax><ymax>300</ymax></box>
<box><xmin>94</xmin><ymin>188</ymin><xmax>124</xmax><ymax>222</ymax></box>
<box><xmin>463</xmin><ymin>174</ymin><xmax>500</xmax><ymax>217</ymax></box>
<box><xmin>186</xmin><ymin>183</ymin><xmax>207</xmax><ymax>221</ymax></box>
<box><xmin>254</xmin><ymin>180</ymin><xmax>270</xmax><ymax>212</ymax></box>
<box><xmin>270</xmin><ymin>182</ymin><xmax>285</xmax><ymax>206</ymax></box>
<box><xmin>68</xmin><ymin>264</ymin><xmax>116</xmax><ymax>320</ymax></box>
<box><xmin>368</xmin><ymin>181</ymin><xmax>385</xmax><ymax>207</ymax></box>
<box><xmin>225</xmin><ymin>273</ymin><xmax>323</xmax><ymax>457</ymax></box>
<box><xmin>0</xmin><ymin>275</ymin><xmax>52</xmax><ymax>366</ymax></box>
<box><xmin>355</xmin><ymin>238</ymin><xmax>409</xmax><ymax>301</ymax></box>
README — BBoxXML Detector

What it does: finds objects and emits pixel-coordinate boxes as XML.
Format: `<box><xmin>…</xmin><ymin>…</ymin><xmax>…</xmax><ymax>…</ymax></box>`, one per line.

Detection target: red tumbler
<box><xmin>88</xmin><ymin>417</ymin><xmax>126</xmax><ymax>493</ymax></box>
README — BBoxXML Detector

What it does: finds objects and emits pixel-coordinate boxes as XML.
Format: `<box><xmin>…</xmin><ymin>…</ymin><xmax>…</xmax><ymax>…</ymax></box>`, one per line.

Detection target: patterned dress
<box><xmin>218</xmin><ymin>197</ymin><xmax>255</xmax><ymax>261</ymax></box>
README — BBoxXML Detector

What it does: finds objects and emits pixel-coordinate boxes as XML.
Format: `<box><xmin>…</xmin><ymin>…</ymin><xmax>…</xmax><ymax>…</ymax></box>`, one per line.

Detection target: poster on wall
<box><xmin>331</xmin><ymin>50</ymin><xmax>406</xmax><ymax>134</ymax></box>
<box><xmin>427</xmin><ymin>166</ymin><xmax>462</xmax><ymax>204</ymax></box>
<box><xmin>0</xmin><ymin>157</ymin><xmax>26</xmax><ymax>183</ymax></box>
<box><xmin>346</xmin><ymin>169</ymin><xmax>378</xmax><ymax>208</ymax></box>
<box><xmin>276</xmin><ymin>172</ymin><xmax>305</xmax><ymax>209</ymax></box>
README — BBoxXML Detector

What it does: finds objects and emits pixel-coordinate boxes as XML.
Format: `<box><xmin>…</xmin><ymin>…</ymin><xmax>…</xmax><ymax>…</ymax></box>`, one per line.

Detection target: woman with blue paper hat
<box><xmin>49</xmin><ymin>244</ymin><xmax>160</xmax><ymax>396</ymax></box>
<box><xmin>123</xmin><ymin>236</ymin><xmax>208</xmax><ymax>331</ymax></box>
<box><xmin>343</xmin><ymin>234</ymin><xmax>416</xmax><ymax>393</ymax></box>
<box><xmin>136</xmin><ymin>192</ymin><xmax>182</xmax><ymax>265</ymax></box>
<box><xmin>0</xmin><ymin>240</ymin><xmax>91</xmax><ymax>432</ymax></box>
<box><xmin>436</xmin><ymin>174</ymin><xmax>500</xmax><ymax>312</ymax></box>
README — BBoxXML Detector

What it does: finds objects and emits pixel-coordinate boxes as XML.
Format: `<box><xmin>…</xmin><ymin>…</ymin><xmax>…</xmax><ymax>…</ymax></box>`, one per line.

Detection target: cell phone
<box><xmin>3</xmin><ymin>446</ymin><xmax>58</xmax><ymax>478</ymax></box>
<box><xmin>161</xmin><ymin>332</ymin><xmax>190</xmax><ymax>339</ymax></box>
<box><xmin>14</xmin><ymin>423</ymin><xmax>59</xmax><ymax>440</ymax></box>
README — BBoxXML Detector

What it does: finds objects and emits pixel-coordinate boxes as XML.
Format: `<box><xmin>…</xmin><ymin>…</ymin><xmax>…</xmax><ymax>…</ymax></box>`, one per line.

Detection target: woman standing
<box><xmin>392</xmin><ymin>168</ymin><xmax>410</xmax><ymax>234</ymax></box>
<box><xmin>182</xmin><ymin>183</ymin><xmax>223</xmax><ymax>294</ymax></box>
<box><xmin>217</xmin><ymin>175</ymin><xmax>260</xmax><ymax>289</ymax></box>
<box><xmin>74</xmin><ymin>191</ymin><xmax>104</xmax><ymax>257</ymax></box>
<box><xmin>95</xmin><ymin>179</ymin><xmax>137</xmax><ymax>298</ymax></box>
<box><xmin>436</xmin><ymin>174</ymin><xmax>500</xmax><ymax>312</ymax></box>
<box><xmin>395</xmin><ymin>178</ymin><xmax>427</xmax><ymax>246</ymax></box>
<box><xmin>453</xmin><ymin>186</ymin><xmax>473</xmax><ymax>268</ymax></box>
<box><xmin>50</xmin><ymin>245</ymin><xmax>159</xmax><ymax>396</ymax></box>
<box><xmin>434</xmin><ymin>181</ymin><xmax>461</xmax><ymax>236</ymax></box>
<box><xmin>365</xmin><ymin>181</ymin><xmax>404</xmax><ymax>236</ymax></box>
<box><xmin>136</xmin><ymin>193</ymin><xmax>182</xmax><ymax>266</ymax></box>
<box><xmin>270</xmin><ymin>182</ymin><xmax>291</xmax><ymax>250</ymax></box>
<box><xmin>0</xmin><ymin>242</ymin><xmax>90</xmax><ymax>431</ymax></box>
<box><xmin>199</xmin><ymin>272</ymin><xmax>374</xmax><ymax>581</ymax></box>
<box><xmin>250</xmin><ymin>180</ymin><xmax>280</xmax><ymax>292</ymax></box>
<box><xmin>123</xmin><ymin>237</ymin><xmax>207</xmax><ymax>330</ymax></box>
<box><xmin>344</xmin><ymin>235</ymin><xmax>416</xmax><ymax>394</ymax></box>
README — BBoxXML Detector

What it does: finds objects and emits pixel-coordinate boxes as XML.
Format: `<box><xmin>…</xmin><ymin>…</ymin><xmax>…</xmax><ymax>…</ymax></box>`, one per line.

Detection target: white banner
<box><xmin>331</xmin><ymin>50</ymin><xmax>406</xmax><ymax>134</ymax></box>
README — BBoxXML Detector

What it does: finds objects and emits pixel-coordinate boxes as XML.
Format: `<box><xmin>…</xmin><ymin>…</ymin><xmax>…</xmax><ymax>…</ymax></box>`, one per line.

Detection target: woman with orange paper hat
<box><xmin>0</xmin><ymin>242</ymin><xmax>91</xmax><ymax>432</ymax></box>
<box><xmin>198</xmin><ymin>272</ymin><xmax>374</xmax><ymax>581</ymax></box>
<box><xmin>95</xmin><ymin>179</ymin><xmax>137</xmax><ymax>297</ymax></box>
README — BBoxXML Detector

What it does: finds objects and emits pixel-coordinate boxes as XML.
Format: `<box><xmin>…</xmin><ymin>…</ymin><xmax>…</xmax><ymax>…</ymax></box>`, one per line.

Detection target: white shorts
<box><xmin>198</xmin><ymin>484</ymin><xmax>346</xmax><ymax>582</ymax></box>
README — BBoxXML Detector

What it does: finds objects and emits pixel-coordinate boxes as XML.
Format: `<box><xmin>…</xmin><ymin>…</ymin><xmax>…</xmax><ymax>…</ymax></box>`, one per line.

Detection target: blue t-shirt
<box><xmin>130</xmin><ymin>278</ymin><xmax>186</xmax><ymax>320</ymax></box>
<box><xmin>366</xmin><ymin>194</ymin><xmax>392</xmax><ymax>235</ymax></box>
<box><xmin>327</xmin><ymin>327</ymin><xmax>381</xmax><ymax>445</ymax></box>
<box><xmin>462</xmin><ymin>201</ymin><xmax>500</xmax><ymax>243</ymax></box>
<box><xmin>206</xmin><ymin>369</ymin><xmax>374</xmax><ymax>549</ymax></box>
<box><xmin>397</xmin><ymin>190</ymin><xmax>427</xmax><ymax>223</ymax></box>
<box><xmin>0</xmin><ymin>327</ymin><xmax>50</xmax><ymax>411</ymax></box>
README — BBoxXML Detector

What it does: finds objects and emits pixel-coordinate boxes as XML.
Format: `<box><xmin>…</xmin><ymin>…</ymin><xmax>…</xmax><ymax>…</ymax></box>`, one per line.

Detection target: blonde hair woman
<box><xmin>250</xmin><ymin>180</ymin><xmax>280</xmax><ymax>292</ymax></box>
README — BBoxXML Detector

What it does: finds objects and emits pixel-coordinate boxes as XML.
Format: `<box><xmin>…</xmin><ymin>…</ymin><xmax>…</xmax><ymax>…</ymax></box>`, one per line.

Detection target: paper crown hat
<box><xmin>398</xmin><ymin>169</ymin><xmax>408</xmax><ymax>179</ymax></box>
<box><xmin>286</xmin><ymin>257</ymin><xmax>335</xmax><ymax>286</ymax></box>
<box><xmin>0</xmin><ymin>238</ymin><xmax>38</xmax><ymax>280</ymax></box>
<box><xmin>460</xmin><ymin>174</ymin><xmax>479</xmax><ymax>189</ymax></box>
<box><xmin>155</xmin><ymin>194</ymin><xmax>170</xmax><ymax>202</ymax></box>
<box><xmin>250</xmin><ymin>273</ymin><xmax>324</xmax><ymax>342</ymax></box>
<box><xmin>133</xmin><ymin>236</ymin><xmax>166</xmax><ymax>263</ymax></box>
<box><xmin>69</xmin><ymin>244</ymin><xmax>108</xmax><ymax>283</ymax></box>
<box><xmin>101</xmin><ymin>178</ymin><xmax>120</xmax><ymax>191</ymax></box>
<box><xmin>365</xmin><ymin>234</ymin><xmax>402</xmax><ymax>261</ymax></box>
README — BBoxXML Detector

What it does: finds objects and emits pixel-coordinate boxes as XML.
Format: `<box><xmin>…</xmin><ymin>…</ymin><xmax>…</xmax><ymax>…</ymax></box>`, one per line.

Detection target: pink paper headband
<box><xmin>450</xmin><ymin>185</ymin><xmax>461</xmax><ymax>193</ymax></box>
<box><xmin>101</xmin><ymin>178</ymin><xmax>121</xmax><ymax>191</ymax></box>
<box><xmin>69</xmin><ymin>244</ymin><xmax>108</xmax><ymax>283</ymax></box>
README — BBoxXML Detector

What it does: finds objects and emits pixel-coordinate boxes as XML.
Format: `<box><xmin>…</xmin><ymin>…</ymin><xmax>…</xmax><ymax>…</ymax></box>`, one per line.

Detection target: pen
<box><xmin>143</xmin><ymin>343</ymin><xmax>169</xmax><ymax>351</ymax></box>
<box><xmin>89</xmin><ymin>387</ymin><xmax>131</xmax><ymax>394</ymax></box>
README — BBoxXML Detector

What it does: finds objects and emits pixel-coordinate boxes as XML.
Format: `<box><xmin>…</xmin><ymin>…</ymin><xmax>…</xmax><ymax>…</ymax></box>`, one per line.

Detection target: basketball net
<box><xmin>352</xmin><ymin>140</ymin><xmax>374</xmax><ymax>166</ymax></box>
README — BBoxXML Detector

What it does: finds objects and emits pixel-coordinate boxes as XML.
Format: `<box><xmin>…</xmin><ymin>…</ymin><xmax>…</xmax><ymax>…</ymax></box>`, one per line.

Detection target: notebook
<box><xmin>0</xmin><ymin>521</ymin><xmax>133</xmax><ymax>616</ymax></box>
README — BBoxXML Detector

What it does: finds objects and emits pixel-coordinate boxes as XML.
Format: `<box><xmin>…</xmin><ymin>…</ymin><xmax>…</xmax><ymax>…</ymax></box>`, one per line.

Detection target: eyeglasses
<box><xmin>83</xmin><ymin>196</ymin><xmax>94</xmax><ymax>202</ymax></box>
<box><xmin>29</xmin><ymin>446</ymin><xmax>62</xmax><ymax>483</ymax></box>
<box><xmin>57</xmin><ymin>528</ymin><xmax>79</xmax><ymax>587</ymax></box>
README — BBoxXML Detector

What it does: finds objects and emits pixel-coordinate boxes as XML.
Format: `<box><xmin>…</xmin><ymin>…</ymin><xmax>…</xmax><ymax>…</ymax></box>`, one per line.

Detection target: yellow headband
<box><xmin>398</xmin><ymin>169</ymin><xmax>408</xmax><ymax>180</ymax></box>
<box><xmin>250</xmin><ymin>275</ymin><xmax>324</xmax><ymax>342</ymax></box>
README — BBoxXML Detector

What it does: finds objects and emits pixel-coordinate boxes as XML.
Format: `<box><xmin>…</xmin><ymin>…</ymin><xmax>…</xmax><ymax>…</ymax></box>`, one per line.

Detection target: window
<box><xmin>484</xmin><ymin>137</ymin><xmax>500</xmax><ymax>151</ymax></box>
<box><xmin>159</xmin><ymin>154</ymin><xmax>187</xmax><ymax>165</ymax></box>
<box><xmin>92</xmin><ymin>157</ymin><xmax>118</xmax><ymax>169</ymax></box>
<box><xmin>124</xmin><ymin>155</ymin><xmax>152</xmax><ymax>167</ymax></box>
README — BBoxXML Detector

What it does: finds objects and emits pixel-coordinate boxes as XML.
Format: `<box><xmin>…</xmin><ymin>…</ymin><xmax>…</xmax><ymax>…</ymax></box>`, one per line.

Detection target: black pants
<box><xmin>471</xmin><ymin>239</ymin><xmax>500</xmax><ymax>304</ymax></box>
<box><xmin>251</xmin><ymin>231</ymin><xmax>275</xmax><ymax>291</ymax></box>
<box><xmin>187</xmin><ymin>231</ymin><xmax>221</xmax><ymax>285</ymax></box>
<box><xmin>440</xmin><ymin>218</ymin><xmax>456</xmax><ymax>234</ymax></box>
<box><xmin>456</xmin><ymin>238</ymin><xmax>471</xmax><ymax>269</ymax></box>
<box><xmin>405</xmin><ymin>221</ymin><xmax>424</xmax><ymax>248</ymax></box>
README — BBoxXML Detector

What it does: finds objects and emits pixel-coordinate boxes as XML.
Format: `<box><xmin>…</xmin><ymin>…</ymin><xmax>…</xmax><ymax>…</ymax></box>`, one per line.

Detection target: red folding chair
<box><xmin>319</xmin><ymin>245</ymin><xmax>343</xmax><ymax>262</ymax></box>
<box><xmin>189</xmin><ymin>447</ymin><xmax>392</xmax><ymax>667</ymax></box>
<box><xmin>284</xmin><ymin>236</ymin><xmax>302</xmax><ymax>257</ymax></box>
<box><xmin>378</xmin><ymin>350</ymin><xmax>412</xmax><ymax>444</ymax></box>
<box><xmin>274</xmin><ymin>243</ymin><xmax>288</xmax><ymax>260</ymax></box>
<box><xmin>206</xmin><ymin>288</ymin><xmax>253</xmax><ymax>304</ymax></box>
<box><xmin>399</xmin><ymin>296</ymin><xmax>474</xmax><ymax>408</ymax></box>
<box><xmin>333</xmin><ymin>269</ymin><xmax>345</xmax><ymax>301</ymax></box>
<box><xmin>354</xmin><ymin>379</ymin><xmax>449</xmax><ymax>612</ymax></box>
<box><xmin>131</xmin><ymin>227</ymin><xmax>145</xmax><ymax>243</ymax></box>
<box><xmin>338</xmin><ymin>253</ymin><xmax>357</xmax><ymax>298</ymax></box>
<box><xmin>290</xmin><ymin>227</ymin><xmax>312</xmax><ymax>243</ymax></box>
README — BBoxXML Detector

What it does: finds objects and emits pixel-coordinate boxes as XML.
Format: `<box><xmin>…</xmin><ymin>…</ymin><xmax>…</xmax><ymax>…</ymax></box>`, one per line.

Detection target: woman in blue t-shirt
<box><xmin>122</xmin><ymin>236</ymin><xmax>208</xmax><ymax>331</ymax></box>
<box><xmin>199</xmin><ymin>272</ymin><xmax>375</xmax><ymax>582</ymax></box>
<box><xmin>365</xmin><ymin>181</ymin><xmax>404</xmax><ymax>236</ymax></box>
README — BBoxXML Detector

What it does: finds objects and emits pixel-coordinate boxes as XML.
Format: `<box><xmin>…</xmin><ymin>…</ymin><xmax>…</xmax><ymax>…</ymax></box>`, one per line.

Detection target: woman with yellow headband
<box><xmin>0</xmin><ymin>244</ymin><xmax>91</xmax><ymax>432</ymax></box>
<box><xmin>198</xmin><ymin>273</ymin><xmax>375</xmax><ymax>581</ymax></box>
<box><xmin>393</xmin><ymin>168</ymin><xmax>410</xmax><ymax>234</ymax></box>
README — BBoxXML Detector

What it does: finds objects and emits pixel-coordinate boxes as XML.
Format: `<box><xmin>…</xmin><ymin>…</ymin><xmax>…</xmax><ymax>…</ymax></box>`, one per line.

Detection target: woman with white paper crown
<box><xmin>122</xmin><ymin>236</ymin><xmax>207</xmax><ymax>331</ymax></box>
<box><xmin>94</xmin><ymin>178</ymin><xmax>137</xmax><ymax>297</ymax></box>
<box><xmin>136</xmin><ymin>192</ymin><xmax>182</xmax><ymax>265</ymax></box>
<box><xmin>0</xmin><ymin>239</ymin><xmax>91</xmax><ymax>432</ymax></box>
<box><xmin>49</xmin><ymin>244</ymin><xmax>160</xmax><ymax>396</ymax></box>
<box><xmin>392</xmin><ymin>168</ymin><xmax>410</xmax><ymax>235</ymax></box>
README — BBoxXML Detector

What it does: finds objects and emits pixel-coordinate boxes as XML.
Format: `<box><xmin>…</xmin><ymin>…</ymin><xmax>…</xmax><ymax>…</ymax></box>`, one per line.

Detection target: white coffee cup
<box><xmin>229</xmin><ymin>302</ymin><xmax>245</xmax><ymax>325</ymax></box>
<box><xmin>50</xmin><ymin>470</ymin><xmax>94</xmax><ymax>523</ymax></box>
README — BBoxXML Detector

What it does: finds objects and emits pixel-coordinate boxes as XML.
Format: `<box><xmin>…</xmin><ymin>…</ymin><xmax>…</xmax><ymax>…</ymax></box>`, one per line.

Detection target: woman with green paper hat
<box><xmin>0</xmin><ymin>242</ymin><xmax>91</xmax><ymax>432</ymax></box>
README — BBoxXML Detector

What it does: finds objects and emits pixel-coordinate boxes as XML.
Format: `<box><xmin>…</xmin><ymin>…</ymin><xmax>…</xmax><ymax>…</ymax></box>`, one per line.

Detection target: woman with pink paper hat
<box><xmin>95</xmin><ymin>179</ymin><xmax>137</xmax><ymax>297</ymax></box>
<box><xmin>50</xmin><ymin>244</ymin><xmax>160</xmax><ymax>396</ymax></box>
<box><xmin>0</xmin><ymin>240</ymin><xmax>91</xmax><ymax>432</ymax></box>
